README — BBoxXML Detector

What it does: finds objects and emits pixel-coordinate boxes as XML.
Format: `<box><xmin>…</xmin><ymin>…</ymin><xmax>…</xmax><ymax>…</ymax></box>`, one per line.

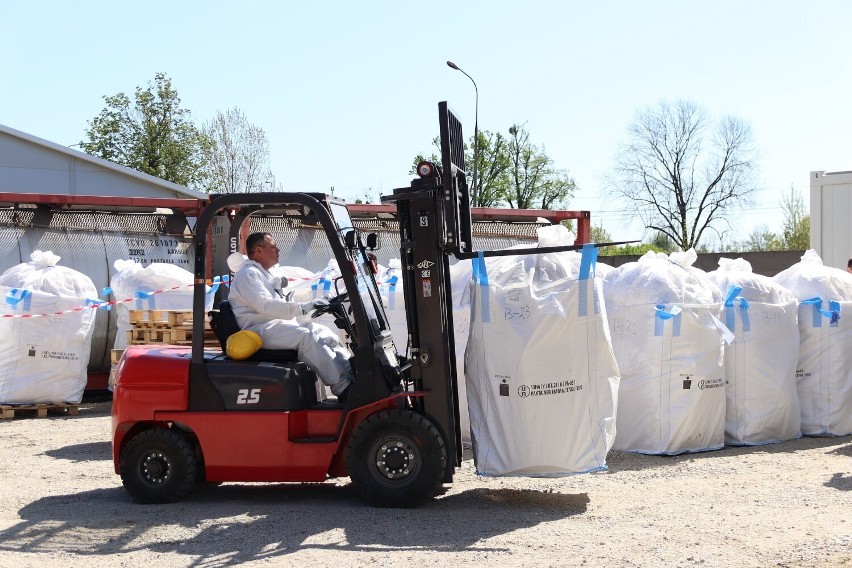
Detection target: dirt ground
<box><xmin>0</xmin><ymin>400</ymin><xmax>849</xmax><ymax>568</ymax></box>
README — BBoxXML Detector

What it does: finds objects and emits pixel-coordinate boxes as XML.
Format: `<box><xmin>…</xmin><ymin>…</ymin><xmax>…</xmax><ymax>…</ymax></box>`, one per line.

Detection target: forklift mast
<box><xmin>382</xmin><ymin>101</ymin><xmax>473</xmax><ymax>476</ymax></box>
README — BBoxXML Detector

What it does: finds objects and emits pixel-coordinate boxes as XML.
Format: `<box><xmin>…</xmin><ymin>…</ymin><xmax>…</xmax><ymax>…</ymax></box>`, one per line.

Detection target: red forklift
<box><xmin>112</xmin><ymin>102</ymin><xmax>609</xmax><ymax>506</ymax></box>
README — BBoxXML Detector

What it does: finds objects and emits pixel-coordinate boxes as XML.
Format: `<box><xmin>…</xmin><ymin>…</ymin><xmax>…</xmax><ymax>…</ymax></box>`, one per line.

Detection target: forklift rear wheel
<box><xmin>120</xmin><ymin>428</ymin><xmax>197</xmax><ymax>504</ymax></box>
<box><xmin>347</xmin><ymin>409</ymin><xmax>447</xmax><ymax>507</ymax></box>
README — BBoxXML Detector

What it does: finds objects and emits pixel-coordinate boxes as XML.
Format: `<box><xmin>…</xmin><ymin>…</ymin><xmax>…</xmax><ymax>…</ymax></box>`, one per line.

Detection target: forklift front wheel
<box><xmin>346</xmin><ymin>409</ymin><xmax>447</xmax><ymax>507</ymax></box>
<box><xmin>119</xmin><ymin>428</ymin><xmax>198</xmax><ymax>504</ymax></box>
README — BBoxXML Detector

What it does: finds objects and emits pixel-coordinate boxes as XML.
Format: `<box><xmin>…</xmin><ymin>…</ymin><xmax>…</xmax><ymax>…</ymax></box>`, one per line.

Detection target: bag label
<box><xmin>517</xmin><ymin>380</ymin><xmax>582</xmax><ymax>398</ymax></box>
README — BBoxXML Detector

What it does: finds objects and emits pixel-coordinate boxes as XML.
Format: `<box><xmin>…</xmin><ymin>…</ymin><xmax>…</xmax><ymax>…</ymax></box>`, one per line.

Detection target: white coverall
<box><xmin>228</xmin><ymin>260</ymin><xmax>353</xmax><ymax>396</ymax></box>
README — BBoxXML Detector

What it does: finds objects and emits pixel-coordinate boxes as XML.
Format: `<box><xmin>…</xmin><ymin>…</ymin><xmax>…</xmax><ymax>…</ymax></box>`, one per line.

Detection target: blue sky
<box><xmin>2</xmin><ymin>1</ymin><xmax>850</xmax><ymax>245</ymax></box>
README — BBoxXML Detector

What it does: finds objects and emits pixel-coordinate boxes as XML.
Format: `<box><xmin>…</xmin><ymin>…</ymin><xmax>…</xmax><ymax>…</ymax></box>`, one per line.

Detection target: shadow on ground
<box><xmin>0</xmin><ymin>484</ymin><xmax>589</xmax><ymax>566</ymax></box>
<box><xmin>607</xmin><ymin>434</ymin><xmax>852</xmax><ymax>473</ymax></box>
<box><xmin>44</xmin><ymin>441</ymin><xmax>112</xmax><ymax>462</ymax></box>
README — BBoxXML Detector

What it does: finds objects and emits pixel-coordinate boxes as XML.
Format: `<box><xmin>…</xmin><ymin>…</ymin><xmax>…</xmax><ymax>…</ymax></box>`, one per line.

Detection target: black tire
<box><xmin>119</xmin><ymin>428</ymin><xmax>197</xmax><ymax>504</ymax></box>
<box><xmin>346</xmin><ymin>409</ymin><xmax>447</xmax><ymax>508</ymax></box>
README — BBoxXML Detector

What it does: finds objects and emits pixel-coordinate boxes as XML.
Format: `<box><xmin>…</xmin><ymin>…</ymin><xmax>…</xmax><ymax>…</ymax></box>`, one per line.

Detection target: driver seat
<box><xmin>209</xmin><ymin>300</ymin><xmax>299</xmax><ymax>363</ymax></box>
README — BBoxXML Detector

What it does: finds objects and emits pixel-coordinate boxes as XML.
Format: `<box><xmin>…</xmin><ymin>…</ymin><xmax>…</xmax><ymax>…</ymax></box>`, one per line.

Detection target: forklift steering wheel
<box><xmin>311</xmin><ymin>292</ymin><xmax>348</xmax><ymax>318</ymax></box>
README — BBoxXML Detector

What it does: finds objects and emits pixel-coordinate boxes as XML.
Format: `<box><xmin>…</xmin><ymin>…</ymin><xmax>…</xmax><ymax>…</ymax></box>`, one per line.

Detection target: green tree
<box><xmin>472</xmin><ymin>130</ymin><xmax>511</xmax><ymax>207</ymax></box>
<box><xmin>81</xmin><ymin>73</ymin><xmax>210</xmax><ymax>188</ymax></box>
<box><xmin>608</xmin><ymin>99</ymin><xmax>759</xmax><ymax>250</ymax></box>
<box><xmin>649</xmin><ymin>231</ymin><xmax>677</xmax><ymax>253</ymax></box>
<box><xmin>589</xmin><ymin>224</ymin><xmax>615</xmax><ymax>253</ymax></box>
<box><xmin>780</xmin><ymin>185</ymin><xmax>810</xmax><ymax>250</ymax></box>
<box><xmin>742</xmin><ymin>225</ymin><xmax>783</xmax><ymax>252</ymax></box>
<box><xmin>411</xmin><ymin>130</ymin><xmax>510</xmax><ymax>208</ymax></box>
<box><xmin>591</xmin><ymin>225</ymin><xmax>673</xmax><ymax>256</ymax></box>
<box><xmin>412</xmin><ymin>124</ymin><xmax>574</xmax><ymax>209</ymax></box>
<box><xmin>201</xmin><ymin>107</ymin><xmax>277</xmax><ymax>193</ymax></box>
<box><xmin>506</xmin><ymin>123</ymin><xmax>576</xmax><ymax>209</ymax></box>
<box><xmin>590</xmin><ymin>224</ymin><xmax>612</xmax><ymax>244</ymax></box>
<box><xmin>597</xmin><ymin>242</ymin><xmax>669</xmax><ymax>257</ymax></box>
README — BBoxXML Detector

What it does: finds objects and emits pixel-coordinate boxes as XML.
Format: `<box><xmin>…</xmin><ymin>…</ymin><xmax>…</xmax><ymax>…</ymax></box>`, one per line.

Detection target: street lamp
<box><xmin>446</xmin><ymin>60</ymin><xmax>479</xmax><ymax>207</ymax></box>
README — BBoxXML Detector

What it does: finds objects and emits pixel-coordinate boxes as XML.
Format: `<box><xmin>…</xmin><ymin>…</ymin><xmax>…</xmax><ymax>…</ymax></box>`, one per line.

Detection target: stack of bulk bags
<box><xmin>465</xmin><ymin>241</ymin><xmax>620</xmax><ymax>476</ymax></box>
<box><xmin>707</xmin><ymin>258</ymin><xmax>801</xmax><ymax>445</ymax></box>
<box><xmin>0</xmin><ymin>251</ymin><xmax>98</xmax><ymax>404</ymax></box>
<box><xmin>111</xmin><ymin>260</ymin><xmax>215</xmax><ymax>349</ymax></box>
<box><xmin>604</xmin><ymin>249</ymin><xmax>727</xmax><ymax>455</ymax></box>
<box><xmin>773</xmin><ymin>250</ymin><xmax>852</xmax><ymax>436</ymax></box>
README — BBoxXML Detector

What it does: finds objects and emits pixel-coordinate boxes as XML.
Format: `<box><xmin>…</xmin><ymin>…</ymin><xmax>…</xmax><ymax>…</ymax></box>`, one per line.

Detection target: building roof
<box><xmin>0</xmin><ymin>122</ymin><xmax>206</xmax><ymax>199</ymax></box>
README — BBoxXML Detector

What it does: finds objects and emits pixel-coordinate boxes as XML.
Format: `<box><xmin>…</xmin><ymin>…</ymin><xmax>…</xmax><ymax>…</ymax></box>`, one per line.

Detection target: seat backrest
<box><xmin>210</xmin><ymin>300</ymin><xmax>241</xmax><ymax>351</ymax></box>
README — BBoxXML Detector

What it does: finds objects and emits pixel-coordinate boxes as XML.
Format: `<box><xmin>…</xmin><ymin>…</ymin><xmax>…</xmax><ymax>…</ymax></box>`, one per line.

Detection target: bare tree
<box><xmin>201</xmin><ymin>107</ymin><xmax>276</xmax><ymax>193</ymax></box>
<box><xmin>608</xmin><ymin>100</ymin><xmax>758</xmax><ymax>250</ymax></box>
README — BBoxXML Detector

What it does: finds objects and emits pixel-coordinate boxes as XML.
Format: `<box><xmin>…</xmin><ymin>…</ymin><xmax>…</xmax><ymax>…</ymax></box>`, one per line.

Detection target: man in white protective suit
<box><xmin>228</xmin><ymin>232</ymin><xmax>353</xmax><ymax>401</ymax></box>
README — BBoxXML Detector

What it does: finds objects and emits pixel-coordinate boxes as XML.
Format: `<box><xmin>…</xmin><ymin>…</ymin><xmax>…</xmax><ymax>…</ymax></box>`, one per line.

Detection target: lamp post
<box><xmin>446</xmin><ymin>60</ymin><xmax>479</xmax><ymax>207</ymax></box>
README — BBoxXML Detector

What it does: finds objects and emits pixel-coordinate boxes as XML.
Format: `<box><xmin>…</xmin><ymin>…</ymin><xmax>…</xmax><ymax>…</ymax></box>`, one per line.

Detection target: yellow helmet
<box><xmin>226</xmin><ymin>330</ymin><xmax>263</xmax><ymax>360</ymax></box>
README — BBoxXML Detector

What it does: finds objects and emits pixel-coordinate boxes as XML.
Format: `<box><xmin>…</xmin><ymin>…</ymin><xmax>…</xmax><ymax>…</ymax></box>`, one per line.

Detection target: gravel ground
<box><xmin>0</xmin><ymin>400</ymin><xmax>850</xmax><ymax>567</ymax></box>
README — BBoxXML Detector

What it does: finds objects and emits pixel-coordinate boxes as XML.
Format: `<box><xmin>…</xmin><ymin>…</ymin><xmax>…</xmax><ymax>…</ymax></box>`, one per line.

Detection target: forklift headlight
<box><xmin>416</xmin><ymin>161</ymin><xmax>436</xmax><ymax>178</ymax></box>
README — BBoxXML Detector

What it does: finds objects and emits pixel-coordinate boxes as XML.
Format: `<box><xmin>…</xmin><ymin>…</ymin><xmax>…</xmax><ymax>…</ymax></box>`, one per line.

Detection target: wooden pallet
<box><xmin>0</xmin><ymin>403</ymin><xmax>80</xmax><ymax>419</ymax></box>
<box><xmin>111</xmin><ymin>348</ymin><xmax>125</xmax><ymax>364</ymax></box>
<box><xmin>126</xmin><ymin>309</ymin><xmax>218</xmax><ymax>347</ymax></box>
<box><xmin>129</xmin><ymin>309</ymin><xmax>193</xmax><ymax>327</ymax></box>
<box><xmin>126</xmin><ymin>327</ymin><xmax>220</xmax><ymax>347</ymax></box>
<box><xmin>127</xmin><ymin>328</ymin><xmax>187</xmax><ymax>344</ymax></box>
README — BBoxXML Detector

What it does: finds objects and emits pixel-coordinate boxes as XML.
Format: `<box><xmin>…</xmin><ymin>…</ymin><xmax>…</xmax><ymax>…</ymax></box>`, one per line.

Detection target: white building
<box><xmin>810</xmin><ymin>170</ymin><xmax>852</xmax><ymax>270</ymax></box>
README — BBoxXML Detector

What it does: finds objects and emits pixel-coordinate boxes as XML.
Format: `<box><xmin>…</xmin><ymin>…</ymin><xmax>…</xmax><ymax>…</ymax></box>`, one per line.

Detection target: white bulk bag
<box><xmin>452</xmin><ymin>228</ymin><xmax>585</xmax><ymax>448</ymax></box>
<box><xmin>287</xmin><ymin>259</ymin><xmax>342</xmax><ymax>302</ymax></box>
<box><xmin>465</xmin><ymin>244</ymin><xmax>620</xmax><ymax>476</ymax></box>
<box><xmin>111</xmin><ymin>260</ymin><xmax>214</xmax><ymax>349</ymax></box>
<box><xmin>0</xmin><ymin>251</ymin><xmax>98</xmax><ymax>403</ymax></box>
<box><xmin>604</xmin><ymin>250</ymin><xmax>727</xmax><ymax>455</ymax></box>
<box><xmin>707</xmin><ymin>258</ymin><xmax>801</xmax><ymax>445</ymax></box>
<box><xmin>377</xmin><ymin>259</ymin><xmax>408</xmax><ymax>347</ymax></box>
<box><xmin>773</xmin><ymin>250</ymin><xmax>852</xmax><ymax>436</ymax></box>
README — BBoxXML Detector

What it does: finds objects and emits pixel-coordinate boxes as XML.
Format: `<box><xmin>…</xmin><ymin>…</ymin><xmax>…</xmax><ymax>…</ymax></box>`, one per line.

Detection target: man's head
<box><xmin>847</xmin><ymin>258</ymin><xmax>852</xmax><ymax>274</ymax></box>
<box><xmin>246</xmin><ymin>232</ymin><xmax>280</xmax><ymax>270</ymax></box>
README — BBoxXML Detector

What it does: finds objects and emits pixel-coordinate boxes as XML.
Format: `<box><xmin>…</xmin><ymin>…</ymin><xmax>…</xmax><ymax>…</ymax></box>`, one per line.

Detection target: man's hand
<box><xmin>300</xmin><ymin>299</ymin><xmax>329</xmax><ymax>315</ymax></box>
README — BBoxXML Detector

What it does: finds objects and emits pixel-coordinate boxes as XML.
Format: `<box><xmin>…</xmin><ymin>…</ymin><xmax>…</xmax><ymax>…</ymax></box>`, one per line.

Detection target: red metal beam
<box><xmin>0</xmin><ymin>192</ymin><xmax>209</xmax><ymax>216</ymax></box>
